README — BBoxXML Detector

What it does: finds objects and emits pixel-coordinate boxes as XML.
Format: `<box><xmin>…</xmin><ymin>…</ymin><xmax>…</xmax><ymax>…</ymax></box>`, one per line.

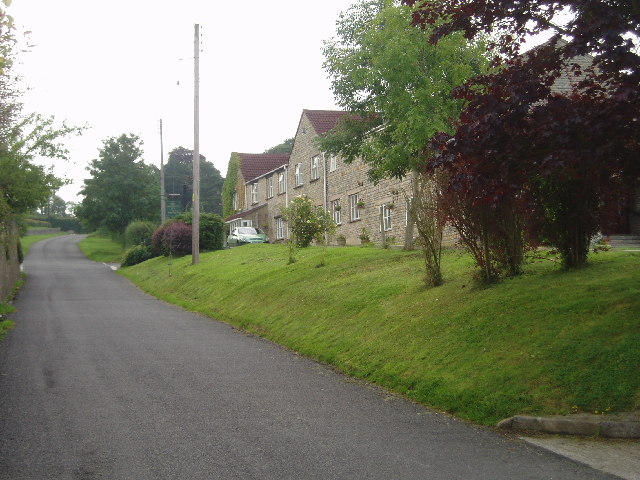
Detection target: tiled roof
<box><xmin>237</xmin><ymin>153</ymin><xmax>289</xmax><ymax>182</ymax></box>
<box><xmin>304</xmin><ymin>110</ymin><xmax>350</xmax><ymax>135</ymax></box>
<box><xmin>225</xmin><ymin>202</ymin><xmax>267</xmax><ymax>222</ymax></box>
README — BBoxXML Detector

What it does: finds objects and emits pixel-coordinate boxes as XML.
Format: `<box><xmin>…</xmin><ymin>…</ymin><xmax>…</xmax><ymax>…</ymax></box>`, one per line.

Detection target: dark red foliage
<box><xmin>403</xmin><ymin>0</ymin><xmax>640</xmax><ymax>268</ymax></box>
<box><xmin>151</xmin><ymin>221</ymin><xmax>192</xmax><ymax>256</ymax></box>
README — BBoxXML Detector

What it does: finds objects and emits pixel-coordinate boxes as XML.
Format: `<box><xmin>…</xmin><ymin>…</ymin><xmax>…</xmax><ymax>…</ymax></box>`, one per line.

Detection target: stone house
<box><xmin>224</xmin><ymin>152</ymin><xmax>289</xmax><ymax>238</ymax></box>
<box><xmin>288</xmin><ymin>110</ymin><xmax>415</xmax><ymax>246</ymax></box>
<box><xmin>224</xmin><ymin>109</ymin><xmax>419</xmax><ymax>247</ymax></box>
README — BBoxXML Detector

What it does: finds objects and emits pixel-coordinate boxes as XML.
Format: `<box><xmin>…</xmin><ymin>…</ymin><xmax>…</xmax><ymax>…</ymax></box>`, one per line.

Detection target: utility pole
<box><xmin>160</xmin><ymin>119</ymin><xmax>166</xmax><ymax>224</ymax></box>
<box><xmin>192</xmin><ymin>23</ymin><xmax>201</xmax><ymax>265</ymax></box>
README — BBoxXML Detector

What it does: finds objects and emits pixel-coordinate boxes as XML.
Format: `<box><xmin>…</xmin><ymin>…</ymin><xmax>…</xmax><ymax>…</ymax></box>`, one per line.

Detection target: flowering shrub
<box><xmin>280</xmin><ymin>195</ymin><xmax>335</xmax><ymax>248</ymax></box>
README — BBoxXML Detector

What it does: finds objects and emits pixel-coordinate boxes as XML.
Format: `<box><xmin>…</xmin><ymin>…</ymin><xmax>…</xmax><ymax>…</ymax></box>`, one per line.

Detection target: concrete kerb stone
<box><xmin>497</xmin><ymin>412</ymin><xmax>640</xmax><ymax>439</ymax></box>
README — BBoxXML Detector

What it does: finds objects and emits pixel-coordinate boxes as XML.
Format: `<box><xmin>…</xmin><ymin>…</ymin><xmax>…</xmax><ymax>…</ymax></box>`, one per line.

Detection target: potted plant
<box><xmin>336</xmin><ymin>234</ymin><xmax>346</xmax><ymax>246</ymax></box>
<box><xmin>334</xmin><ymin>204</ymin><xmax>342</xmax><ymax>211</ymax></box>
<box><xmin>356</xmin><ymin>199</ymin><xmax>365</xmax><ymax>209</ymax></box>
<box><xmin>359</xmin><ymin>227</ymin><xmax>370</xmax><ymax>244</ymax></box>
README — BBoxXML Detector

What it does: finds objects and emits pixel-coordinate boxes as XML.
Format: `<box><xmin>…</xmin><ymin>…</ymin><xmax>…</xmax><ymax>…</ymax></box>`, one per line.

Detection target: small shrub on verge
<box><xmin>124</xmin><ymin>220</ymin><xmax>157</xmax><ymax>248</ymax></box>
<box><xmin>152</xmin><ymin>221</ymin><xmax>192</xmax><ymax>256</ymax></box>
<box><xmin>122</xmin><ymin>244</ymin><xmax>155</xmax><ymax>266</ymax></box>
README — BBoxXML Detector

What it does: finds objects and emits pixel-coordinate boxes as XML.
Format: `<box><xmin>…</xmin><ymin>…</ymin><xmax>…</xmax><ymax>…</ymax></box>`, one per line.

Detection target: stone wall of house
<box><xmin>327</xmin><ymin>156</ymin><xmax>413</xmax><ymax>246</ymax></box>
<box><xmin>0</xmin><ymin>222</ymin><xmax>21</xmax><ymax>302</ymax></box>
<box><xmin>287</xmin><ymin>114</ymin><xmax>328</xmax><ymax>213</ymax></box>
<box><xmin>282</xmin><ymin>113</ymin><xmax>414</xmax><ymax>247</ymax></box>
<box><xmin>266</xmin><ymin>167</ymin><xmax>288</xmax><ymax>243</ymax></box>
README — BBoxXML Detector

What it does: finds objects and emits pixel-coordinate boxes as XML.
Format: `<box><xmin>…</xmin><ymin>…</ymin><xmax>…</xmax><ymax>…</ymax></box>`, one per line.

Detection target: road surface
<box><xmin>0</xmin><ymin>235</ymin><xmax>618</xmax><ymax>479</ymax></box>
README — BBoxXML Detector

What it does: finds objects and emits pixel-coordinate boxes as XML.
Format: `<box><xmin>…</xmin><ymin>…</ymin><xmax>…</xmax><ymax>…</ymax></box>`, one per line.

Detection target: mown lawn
<box><xmin>77</xmin><ymin>234</ymin><xmax>124</xmax><ymax>263</ymax></box>
<box><xmin>119</xmin><ymin>244</ymin><xmax>640</xmax><ymax>425</ymax></box>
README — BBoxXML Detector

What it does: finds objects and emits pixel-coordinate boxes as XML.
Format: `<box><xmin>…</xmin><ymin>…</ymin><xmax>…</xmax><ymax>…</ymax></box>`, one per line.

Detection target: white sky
<box><xmin>10</xmin><ymin>0</ymin><xmax>354</xmax><ymax>203</ymax></box>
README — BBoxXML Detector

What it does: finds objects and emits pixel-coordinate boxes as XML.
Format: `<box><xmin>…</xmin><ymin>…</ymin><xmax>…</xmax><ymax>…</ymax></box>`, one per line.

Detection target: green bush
<box><xmin>49</xmin><ymin>216</ymin><xmax>83</xmax><ymax>233</ymax></box>
<box><xmin>176</xmin><ymin>211</ymin><xmax>224</xmax><ymax>251</ymax></box>
<box><xmin>281</xmin><ymin>195</ymin><xmax>335</xmax><ymax>248</ymax></box>
<box><xmin>24</xmin><ymin>218</ymin><xmax>51</xmax><ymax>228</ymax></box>
<box><xmin>121</xmin><ymin>244</ymin><xmax>156</xmax><ymax>266</ymax></box>
<box><xmin>124</xmin><ymin>220</ymin><xmax>157</xmax><ymax>248</ymax></box>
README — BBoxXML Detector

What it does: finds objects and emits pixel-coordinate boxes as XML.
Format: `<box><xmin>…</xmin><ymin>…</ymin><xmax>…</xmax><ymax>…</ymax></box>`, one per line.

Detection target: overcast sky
<box><xmin>10</xmin><ymin>0</ymin><xmax>354</xmax><ymax>203</ymax></box>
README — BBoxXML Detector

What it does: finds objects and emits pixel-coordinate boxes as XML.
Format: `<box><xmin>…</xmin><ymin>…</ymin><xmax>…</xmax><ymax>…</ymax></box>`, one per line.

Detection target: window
<box><xmin>278</xmin><ymin>171</ymin><xmax>287</xmax><ymax>194</ymax></box>
<box><xmin>251</xmin><ymin>183</ymin><xmax>258</xmax><ymax>204</ymax></box>
<box><xmin>295</xmin><ymin>163</ymin><xmax>303</xmax><ymax>187</ymax></box>
<box><xmin>232</xmin><ymin>191</ymin><xmax>238</xmax><ymax>211</ymax></box>
<box><xmin>267</xmin><ymin>176</ymin><xmax>274</xmax><ymax>198</ymax></box>
<box><xmin>332</xmin><ymin>199</ymin><xmax>341</xmax><ymax>225</ymax></box>
<box><xmin>380</xmin><ymin>204</ymin><xmax>392</xmax><ymax>232</ymax></box>
<box><xmin>276</xmin><ymin>217</ymin><xmax>284</xmax><ymax>239</ymax></box>
<box><xmin>349</xmin><ymin>194</ymin><xmax>360</xmax><ymax>221</ymax></box>
<box><xmin>311</xmin><ymin>155</ymin><xmax>320</xmax><ymax>181</ymax></box>
<box><xmin>329</xmin><ymin>154</ymin><xmax>337</xmax><ymax>172</ymax></box>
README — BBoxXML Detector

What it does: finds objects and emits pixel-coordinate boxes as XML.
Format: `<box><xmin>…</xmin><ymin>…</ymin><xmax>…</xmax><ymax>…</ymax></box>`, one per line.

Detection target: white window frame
<box><xmin>251</xmin><ymin>183</ymin><xmax>258</xmax><ymax>204</ymax></box>
<box><xmin>275</xmin><ymin>217</ymin><xmax>284</xmax><ymax>239</ymax></box>
<box><xmin>278</xmin><ymin>171</ymin><xmax>287</xmax><ymax>194</ymax></box>
<box><xmin>380</xmin><ymin>204</ymin><xmax>392</xmax><ymax>232</ymax></box>
<box><xmin>332</xmin><ymin>199</ymin><xmax>341</xmax><ymax>225</ymax></box>
<box><xmin>232</xmin><ymin>191</ymin><xmax>238</xmax><ymax>211</ymax></box>
<box><xmin>329</xmin><ymin>154</ymin><xmax>337</xmax><ymax>172</ymax></box>
<box><xmin>295</xmin><ymin>163</ymin><xmax>303</xmax><ymax>187</ymax></box>
<box><xmin>311</xmin><ymin>155</ymin><xmax>320</xmax><ymax>181</ymax></box>
<box><xmin>349</xmin><ymin>194</ymin><xmax>360</xmax><ymax>221</ymax></box>
<box><xmin>267</xmin><ymin>176</ymin><xmax>274</xmax><ymax>198</ymax></box>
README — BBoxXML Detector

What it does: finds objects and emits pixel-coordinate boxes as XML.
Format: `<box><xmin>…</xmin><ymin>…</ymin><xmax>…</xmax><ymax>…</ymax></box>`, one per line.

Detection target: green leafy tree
<box><xmin>163</xmin><ymin>146</ymin><xmax>224</xmax><ymax>215</ymax></box>
<box><xmin>0</xmin><ymin>11</ymin><xmax>82</xmax><ymax>222</ymax></box>
<box><xmin>76</xmin><ymin>134</ymin><xmax>159</xmax><ymax>235</ymax></box>
<box><xmin>320</xmin><ymin>0</ymin><xmax>488</xmax><ymax>180</ymax></box>
<box><xmin>321</xmin><ymin>0</ymin><xmax>492</xmax><ymax>277</ymax></box>
<box><xmin>38</xmin><ymin>194</ymin><xmax>67</xmax><ymax>216</ymax></box>
<box><xmin>264</xmin><ymin>138</ymin><xmax>294</xmax><ymax>154</ymax></box>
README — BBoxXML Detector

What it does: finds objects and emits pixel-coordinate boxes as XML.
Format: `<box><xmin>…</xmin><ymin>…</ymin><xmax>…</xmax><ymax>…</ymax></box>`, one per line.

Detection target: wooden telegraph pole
<box><xmin>192</xmin><ymin>23</ymin><xmax>200</xmax><ymax>265</ymax></box>
<box><xmin>160</xmin><ymin>119</ymin><xmax>166</xmax><ymax>224</ymax></box>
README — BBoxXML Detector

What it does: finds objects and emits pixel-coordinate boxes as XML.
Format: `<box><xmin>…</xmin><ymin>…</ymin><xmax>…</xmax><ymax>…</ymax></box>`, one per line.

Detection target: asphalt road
<box><xmin>0</xmin><ymin>235</ymin><xmax>619</xmax><ymax>479</ymax></box>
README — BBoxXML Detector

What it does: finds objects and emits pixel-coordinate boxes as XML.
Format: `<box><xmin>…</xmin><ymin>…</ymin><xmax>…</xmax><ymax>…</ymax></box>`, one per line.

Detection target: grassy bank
<box><xmin>21</xmin><ymin>232</ymin><xmax>66</xmax><ymax>256</ymax></box>
<box><xmin>77</xmin><ymin>234</ymin><xmax>124</xmax><ymax>263</ymax></box>
<box><xmin>0</xmin><ymin>302</ymin><xmax>15</xmax><ymax>341</ymax></box>
<box><xmin>118</xmin><ymin>244</ymin><xmax>640</xmax><ymax>425</ymax></box>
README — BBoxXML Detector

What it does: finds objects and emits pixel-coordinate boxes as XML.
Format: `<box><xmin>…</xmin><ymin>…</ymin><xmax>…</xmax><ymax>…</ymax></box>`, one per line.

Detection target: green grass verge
<box><xmin>21</xmin><ymin>232</ymin><xmax>66</xmax><ymax>256</ymax></box>
<box><xmin>78</xmin><ymin>234</ymin><xmax>125</xmax><ymax>263</ymax></box>
<box><xmin>0</xmin><ymin>300</ymin><xmax>15</xmax><ymax>341</ymax></box>
<box><xmin>0</xmin><ymin>277</ymin><xmax>22</xmax><ymax>341</ymax></box>
<box><xmin>118</xmin><ymin>244</ymin><xmax>640</xmax><ymax>425</ymax></box>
